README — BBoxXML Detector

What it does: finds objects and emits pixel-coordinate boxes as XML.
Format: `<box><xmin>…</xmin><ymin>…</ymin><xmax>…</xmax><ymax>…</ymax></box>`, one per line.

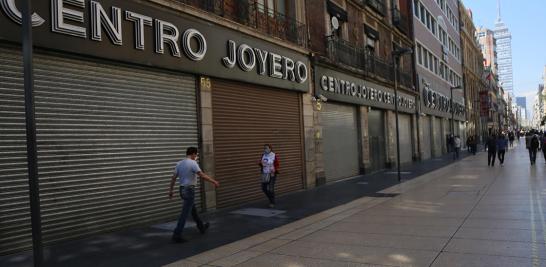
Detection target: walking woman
<box><xmin>259</xmin><ymin>144</ymin><xmax>279</xmax><ymax>208</ymax></box>
<box><xmin>496</xmin><ymin>134</ymin><xmax>508</xmax><ymax>166</ymax></box>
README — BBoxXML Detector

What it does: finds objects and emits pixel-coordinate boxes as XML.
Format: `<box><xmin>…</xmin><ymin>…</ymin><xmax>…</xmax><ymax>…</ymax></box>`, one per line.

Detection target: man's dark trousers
<box><xmin>488</xmin><ymin>150</ymin><xmax>496</xmax><ymax>166</ymax></box>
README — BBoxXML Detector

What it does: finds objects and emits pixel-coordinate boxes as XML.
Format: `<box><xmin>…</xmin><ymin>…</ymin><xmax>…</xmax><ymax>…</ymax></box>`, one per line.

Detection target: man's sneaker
<box><xmin>198</xmin><ymin>222</ymin><xmax>210</xmax><ymax>234</ymax></box>
<box><xmin>171</xmin><ymin>235</ymin><xmax>187</xmax><ymax>243</ymax></box>
<box><xmin>268</xmin><ymin>203</ymin><xmax>275</xmax><ymax>208</ymax></box>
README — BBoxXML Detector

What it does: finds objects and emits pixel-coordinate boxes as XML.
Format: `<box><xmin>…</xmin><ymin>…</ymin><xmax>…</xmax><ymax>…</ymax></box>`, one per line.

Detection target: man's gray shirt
<box><xmin>174</xmin><ymin>159</ymin><xmax>201</xmax><ymax>186</ymax></box>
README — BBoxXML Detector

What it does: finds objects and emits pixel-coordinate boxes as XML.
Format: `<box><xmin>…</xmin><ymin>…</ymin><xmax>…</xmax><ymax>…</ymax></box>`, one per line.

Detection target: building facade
<box><xmin>0</xmin><ymin>0</ymin><xmax>312</xmax><ymax>254</ymax></box>
<box><xmin>305</xmin><ymin>0</ymin><xmax>417</xmax><ymax>183</ymax></box>
<box><xmin>477</xmin><ymin>27</ymin><xmax>497</xmax><ymax>75</ymax></box>
<box><xmin>412</xmin><ymin>0</ymin><xmax>465</xmax><ymax>159</ymax></box>
<box><xmin>493</xmin><ymin>0</ymin><xmax>513</xmax><ymax>93</ymax></box>
<box><xmin>458</xmin><ymin>2</ymin><xmax>484</xmax><ymax>141</ymax></box>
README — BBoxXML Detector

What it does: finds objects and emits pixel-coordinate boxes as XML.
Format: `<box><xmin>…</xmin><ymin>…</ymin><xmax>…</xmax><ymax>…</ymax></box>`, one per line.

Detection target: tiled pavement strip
<box><xmin>165</xmin><ymin>143</ymin><xmax>546</xmax><ymax>267</ymax></box>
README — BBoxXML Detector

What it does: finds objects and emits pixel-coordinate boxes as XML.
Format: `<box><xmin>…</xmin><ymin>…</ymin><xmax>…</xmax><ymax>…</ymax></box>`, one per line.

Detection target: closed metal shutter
<box><xmin>368</xmin><ymin>109</ymin><xmax>386</xmax><ymax>171</ymax></box>
<box><xmin>444</xmin><ymin>119</ymin><xmax>450</xmax><ymax>153</ymax></box>
<box><xmin>211</xmin><ymin>79</ymin><xmax>304</xmax><ymax>209</ymax></box>
<box><xmin>420</xmin><ymin>116</ymin><xmax>432</xmax><ymax>160</ymax></box>
<box><xmin>321</xmin><ymin>103</ymin><xmax>359</xmax><ymax>182</ymax></box>
<box><xmin>433</xmin><ymin>117</ymin><xmax>442</xmax><ymax>157</ymax></box>
<box><xmin>0</xmin><ymin>47</ymin><xmax>199</xmax><ymax>253</ymax></box>
<box><xmin>0</xmin><ymin>49</ymin><xmax>32</xmax><ymax>255</ymax></box>
<box><xmin>398</xmin><ymin>114</ymin><xmax>413</xmax><ymax>164</ymax></box>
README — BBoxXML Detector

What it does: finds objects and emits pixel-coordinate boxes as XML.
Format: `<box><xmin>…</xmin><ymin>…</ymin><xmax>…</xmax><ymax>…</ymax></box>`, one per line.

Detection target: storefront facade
<box><xmin>0</xmin><ymin>0</ymin><xmax>310</xmax><ymax>255</ymax></box>
<box><xmin>420</xmin><ymin>84</ymin><xmax>466</xmax><ymax>158</ymax></box>
<box><xmin>314</xmin><ymin>65</ymin><xmax>417</xmax><ymax>182</ymax></box>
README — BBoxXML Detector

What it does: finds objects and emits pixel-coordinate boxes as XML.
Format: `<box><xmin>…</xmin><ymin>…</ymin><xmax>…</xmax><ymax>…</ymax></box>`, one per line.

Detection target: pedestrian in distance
<box><xmin>496</xmin><ymin>134</ymin><xmax>508</xmax><ymax>166</ymax></box>
<box><xmin>447</xmin><ymin>134</ymin><xmax>454</xmax><ymax>153</ymax></box>
<box><xmin>259</xmin><ymin>144</ymin><xmax>279</xmax><ymax>208</ymax></box>
<box><xmin>470</xmin><ymin>135</ymin><xmax>478</xmax><ymax>156</ymax></box>
<box><xmin>466</xmin><ymin>136</ymin><xmax>473</xmax><ymax>153</ymax></box>
<box><xmin>453</xmin><ymin>135</ymin><xmax>461</xmax><ymax>160</ymax></box>
<box><xmin>527</xmin><ymin>130</ymin><xmax>540</xmax><ymax>165</ymax></box>
<box><xmin>542</xmin><ymin>132</ymin><xmax>546</xmax><ymax>163</ymax></box>
<box><xmin>486</xmin><ymin>134</ymin><xmax>497</xmax><ymax>167</ymax></box>
<box><xmin>508</xmin><ymin>131</ymin><xmax>515</xmax><ymax>148</ymax></box>
<box><xmin>169</xmin><ymin>147</ymin><xmax>220</xmax><ymax>243</ymax></box>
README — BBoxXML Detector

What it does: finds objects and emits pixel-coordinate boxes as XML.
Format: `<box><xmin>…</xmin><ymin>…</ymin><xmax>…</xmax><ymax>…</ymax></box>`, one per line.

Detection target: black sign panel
<box><xmin>0</xmin><ymin>0</ymin><xmax>309</xmax><ymax>92</ymax></box>
<box><xmin>314</xmin><ymin>65</ymin><xmax>416</xmax><ymax>113</ymax></box>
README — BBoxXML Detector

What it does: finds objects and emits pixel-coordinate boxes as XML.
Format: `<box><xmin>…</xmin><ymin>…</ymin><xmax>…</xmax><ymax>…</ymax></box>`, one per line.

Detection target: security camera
<box><xmin>318</xmin><ymin>95</ymin><xmax>328</xmax><ymax>102</ymax></box>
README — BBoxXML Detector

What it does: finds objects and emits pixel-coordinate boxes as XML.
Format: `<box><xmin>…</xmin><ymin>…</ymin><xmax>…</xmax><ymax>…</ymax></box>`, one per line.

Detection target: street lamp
<box><xmin>392</xmin><ymin>47</ymin><xmax>413</xmax><ymax>182</ymax></box>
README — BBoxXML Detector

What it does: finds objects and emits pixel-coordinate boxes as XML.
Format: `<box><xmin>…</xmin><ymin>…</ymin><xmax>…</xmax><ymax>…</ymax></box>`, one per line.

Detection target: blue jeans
<box><xmin>173</xmin><ymin>186</ymin><xmax>203</xmax><ymax>237</ymax></box>
<box><xmin>261</xmin><ymin>175</ymin><xmax>276</xmax><ymax>204</ymax></box>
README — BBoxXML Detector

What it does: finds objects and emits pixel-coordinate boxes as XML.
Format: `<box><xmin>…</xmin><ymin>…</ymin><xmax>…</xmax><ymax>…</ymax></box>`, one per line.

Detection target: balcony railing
<box><xmin>326</xmin><ymin>36</ymin><xmax>368</xmax><ymax>70</ymax></box>
<box><xmin>366</xmin><ymin>0</ymin><xmax>386</xmax><ymax>16</ymax></box>
<box><xmin>326</xmin><ymin>36</ymin><xmax>414</xmax><ymax>89</ymax></box>
<box><xmin>392</xmin><ymin>8</ymin><xmax>410</xmax><ymax>34</ymax></box>
<box><xmin>176</xmin><ymin>0</ymin><xmax>307</xmax><ymax>48</ymax></box>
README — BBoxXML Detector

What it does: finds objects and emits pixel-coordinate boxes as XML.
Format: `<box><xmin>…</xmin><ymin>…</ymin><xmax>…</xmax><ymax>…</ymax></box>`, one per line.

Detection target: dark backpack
<box><xmin>531</xmin><ymin>136</ymin><xmax>540</xmax><ymax>149</ymax></box>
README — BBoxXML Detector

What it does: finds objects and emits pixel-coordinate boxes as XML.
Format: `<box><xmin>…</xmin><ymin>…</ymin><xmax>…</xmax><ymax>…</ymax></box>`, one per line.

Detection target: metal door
<box><xmin>321</xmin><ymin>103</ymin><xmax>360</xmax><ymax>182</ymax></box>
<box><xmin>211</xmin><ymin>79</ymin><xmax>304</xmax><ymax>209</ymax></box>
<box><xmin>368</xmin><ymin>109</ymin><xmax>386</xmax><ymax>171</ymax></box>
<box><xmin>398</xmin><ymin>114</ymin><xmax>413</xmax><ymax>164</ymax></box>
<box><xmin>0</xmin><ymin>48</ymin><xmax>199</xmax><ymax>254</ymax></box>
<box><xmin>420</xmin><ymin>116</ymin><xmax>432</xmax><ymax>160</ymax></box>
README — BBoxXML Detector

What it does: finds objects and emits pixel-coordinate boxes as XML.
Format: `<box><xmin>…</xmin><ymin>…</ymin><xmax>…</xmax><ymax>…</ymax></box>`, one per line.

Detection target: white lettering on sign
<box><xmin>154</xmin><ymin>19</ymin><xmax>181</xmax><ymax>57</ymax></box>
<box><xmin>51</xmin><ymin>0</ymin><xmax>86</xmax><ymax>38</ymax></box>
<box><xmin>125</xmin><ymin>11</ymin><xmax>152</xmax><ymax>50</ymax></box>
<box><xmin>222</xmin><ymin>40</ymin><xmax>308</xmax><ymax>83</ymax></box>
<box><xmin>91</xmin><ymin>1</ymin><xmax>123</xmax><ymax>45</ymax></box>
<box><xmin>0</xmin><ymin>0</ymin><xmax>45</xmax><ymax>27</ymax></box>
<box><xmin>182</xmin><ymin>28</ymin><xmax>207</xmax><ymax>61</ymax></box>
<box><xmin>422</xmin><ymin>86</ymin><xmax>465</xmax><ymax>116</ymax></box>
<box><xmin>1</xmin><ymin>2</ymin><xmax>308</xmax><ymax>86</ymax></box>
<box><xmin>320</xmin><ymin>75</ymin><xmax>415</xmax><ymax>110</ymax></box>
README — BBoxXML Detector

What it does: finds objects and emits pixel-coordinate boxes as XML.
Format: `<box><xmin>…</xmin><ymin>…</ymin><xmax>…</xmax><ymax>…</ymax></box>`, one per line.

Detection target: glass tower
<box><xmin>493</xmin><ymin>0</ymin><xmax>513</xmax><ymax>92</ymax></box>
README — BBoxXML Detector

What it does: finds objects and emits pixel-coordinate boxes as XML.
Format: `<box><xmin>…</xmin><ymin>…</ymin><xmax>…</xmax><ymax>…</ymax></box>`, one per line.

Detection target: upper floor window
<box><xmin>327</xmin><ymin>1</ymin><xmax>348</xmax><ymax>39</ymax></box>
<box><xmin>257</xmin><ymin>0</ymin><xmax>287</xmax><ymax>17</ymax></box>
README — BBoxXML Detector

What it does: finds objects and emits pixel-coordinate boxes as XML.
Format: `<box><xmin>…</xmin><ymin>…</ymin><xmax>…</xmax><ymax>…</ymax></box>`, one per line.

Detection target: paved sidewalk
<box><xmin>1</xmin><ymin>147</ymin><xmax>473</xmax><ymax>267</ymax></box>
<box><xmin>166</xmin><ymin>143</ymin><xmax>546</xmax><ymax>267</ymax></box>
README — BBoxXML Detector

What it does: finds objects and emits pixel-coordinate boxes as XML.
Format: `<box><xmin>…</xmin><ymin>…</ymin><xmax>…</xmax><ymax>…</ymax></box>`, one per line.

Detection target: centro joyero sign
<box><xmin>314</xmin><ymin>66</ymin><xmax>416</xmax><ymax>113</ymax></box>
<box><xmin>0</xmin><ymin>0</ymin><xmax>309</xmax><ymax>91</ymax></box>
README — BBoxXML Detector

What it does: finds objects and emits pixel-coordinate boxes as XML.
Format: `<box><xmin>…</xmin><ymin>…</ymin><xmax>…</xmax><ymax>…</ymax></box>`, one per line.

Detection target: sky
<box><xmin>462</xmin><ymin>0</ymin><xmax>546</xmax><ymax>116</ymax></box>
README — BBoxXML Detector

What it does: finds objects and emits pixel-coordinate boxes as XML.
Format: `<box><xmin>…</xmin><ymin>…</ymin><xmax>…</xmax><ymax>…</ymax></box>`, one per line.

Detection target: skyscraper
<box><xmin>516</xmin><ymin>97</ymin><xmax>526</xmax><ymax>109</ymax></box>
<box><xmin>493</xmin><ymin>0</ymin><xmax>514</xmax><ymax>92</ymax></box>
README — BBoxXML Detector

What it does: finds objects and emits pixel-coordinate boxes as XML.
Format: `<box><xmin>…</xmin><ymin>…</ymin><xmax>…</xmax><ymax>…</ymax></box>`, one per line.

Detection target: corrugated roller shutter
<box><xmin>433</xmin><ymin>117</ymin><xmax>442</xmax><ymax>157</ymax></box>
<box><xmin>212</xmin><ymin>79</ymin><xmax>304</xmax><ymax>209</ymax></box>
<box><xmin>0</xmin><ymin>47</ymin><xmax>199</xmax><ymax>252</ymax></box>
<box><xmin>321</xmin><ymin>103</ymin><xmax>359</xmax><ymax>182</ymax></box>
<box><xmin>368</xmin><ymin>109</ymin><xmax>386</xmax><ymax>171</ymax></box>
<box><xmin>0</xmin><ymin>49</ymin><xmax>32</xmax><ymax>255</ymax></box>
<box><xmin>34</xmin><ymin>52</ymin><xmax>199</xmax><ymax>244</ymax></box>
<box><xmin>398</xmin><ymin>114</ymin><xmax>412</xmax><ymax>164</ymax></box>
<box><xmin>420</xmin><ymin>116</ymin><xmax>432</xmax><ymax>160</ymax></box>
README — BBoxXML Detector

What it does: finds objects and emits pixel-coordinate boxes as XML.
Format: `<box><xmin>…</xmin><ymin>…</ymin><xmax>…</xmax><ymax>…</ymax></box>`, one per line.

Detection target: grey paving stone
<box><xmin>431</xmin><ymin>252</ymin><xmax>546</xmax><ymax>267</ymax></box>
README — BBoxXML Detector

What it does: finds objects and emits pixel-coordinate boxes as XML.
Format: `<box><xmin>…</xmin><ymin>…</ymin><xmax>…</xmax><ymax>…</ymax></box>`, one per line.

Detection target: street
<box><xmin>167</xmin><ymin>143</ymin><xmax>546</xmax><ymax>267</ymax></box>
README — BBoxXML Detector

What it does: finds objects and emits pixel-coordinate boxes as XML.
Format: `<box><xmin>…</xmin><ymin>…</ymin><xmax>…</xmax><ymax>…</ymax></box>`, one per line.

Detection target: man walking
<box><xmin>169</xmin><ymin>147</ymin><xmax>220</xmax><ymax>243</ymax></box>
<box><xmin>496</xmin><ymin>134</ymin><xmax>508</xmax><ymax>166</ymax></box>
<box><xmin>508</xmin><ymin>131</ymin><xmax>515</xmax><ymax>148</ymax></box>
<box><xmin>486</xmin><ymin>134</ymin><xmax>497</xmax><ymax>167</ymax></box>
<box><xmin>527</xmin><ymin>131</ymin><xmax>540</xmax><ymax>165</ymax></box>
<box><xmin>453</xmin><ymin>135</ymin><xmax>461</xmax><ymax>160</ymax></box>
